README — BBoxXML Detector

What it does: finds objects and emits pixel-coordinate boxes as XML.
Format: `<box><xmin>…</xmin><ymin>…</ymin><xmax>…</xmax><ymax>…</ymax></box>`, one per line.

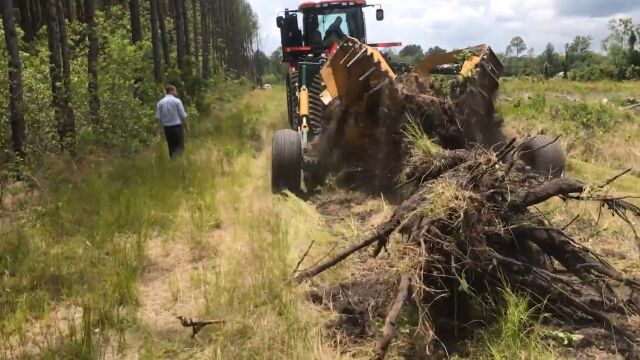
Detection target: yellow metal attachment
<box><xmin>299</xmin><ymin>86</ymin><xmax>310</xmax><ymax>117</ymax></box>
<box><xmin>319</xmin><ymin>38</ymin><xmax>397</xmax><ymax>107</ymax></box>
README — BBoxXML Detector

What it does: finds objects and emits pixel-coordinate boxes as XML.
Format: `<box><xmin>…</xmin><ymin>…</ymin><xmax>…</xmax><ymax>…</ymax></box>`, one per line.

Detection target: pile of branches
<box><xmin>296</xmin><ymin>139</ymin><xmax>640</xmax><ymax>358</ymax></box>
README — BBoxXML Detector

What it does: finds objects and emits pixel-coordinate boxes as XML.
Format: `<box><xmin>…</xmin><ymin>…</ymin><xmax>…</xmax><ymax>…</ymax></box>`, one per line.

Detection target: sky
<box><xmin>249</xmin><ymin>0</ymin><xmax>640</xmax><ymax>55</ymax></box>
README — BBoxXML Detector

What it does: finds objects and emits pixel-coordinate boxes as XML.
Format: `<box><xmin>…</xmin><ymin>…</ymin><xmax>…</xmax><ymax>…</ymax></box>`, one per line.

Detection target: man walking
<box><xmin>156</xmin><ymin>85</ymin><xmax>188</xmax><ymax>158</ymax></box>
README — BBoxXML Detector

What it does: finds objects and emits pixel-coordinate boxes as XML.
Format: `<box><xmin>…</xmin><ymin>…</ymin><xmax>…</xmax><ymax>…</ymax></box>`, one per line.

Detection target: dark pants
<box><xmin>163</xmin><ymin>124</ymin><xmax>184</xmax><ymax>158</ymax></box>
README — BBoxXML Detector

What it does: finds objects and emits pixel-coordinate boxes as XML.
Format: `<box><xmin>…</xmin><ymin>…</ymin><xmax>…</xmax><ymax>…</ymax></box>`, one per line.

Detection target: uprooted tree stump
<box><xmin>295</xmin><ymin>140</ymin><xmax>640</xmax><ymax>358</ymax></box>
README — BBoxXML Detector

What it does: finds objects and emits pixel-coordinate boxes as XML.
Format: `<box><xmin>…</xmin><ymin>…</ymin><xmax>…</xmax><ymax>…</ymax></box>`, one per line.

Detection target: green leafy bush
<box><xmin>0</xmin><ymin>9</ymin><xmax>200</xmax><ymax>165</ymax></box>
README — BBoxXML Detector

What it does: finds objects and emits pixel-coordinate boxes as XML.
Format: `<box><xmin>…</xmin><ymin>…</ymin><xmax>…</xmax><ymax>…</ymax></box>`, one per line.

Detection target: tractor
<box><xmin>272</xmin><ymin>0</ymin><xmax>400</xmax><ymax>193</ymax></box>
<box><xmin>271</xmin><ymin>1</ymin><xmax>566</xmax><ymax>194</ymax></box>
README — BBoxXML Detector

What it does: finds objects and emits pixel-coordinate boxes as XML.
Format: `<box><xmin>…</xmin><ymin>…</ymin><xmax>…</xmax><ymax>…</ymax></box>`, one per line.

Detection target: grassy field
<box><xmin>498</xmin><ymin>78</ymin><xmax>640</xmax><ymax>270</ymax></box>
<box><xmin>1</xmin><ymin>78</ymin><xmax>639</xmax><ymax>359</ymax></box>
<box><xmin>0</xmin><ymin>83</ymin><xmax>336</xmax><ymax>359</ymax></box>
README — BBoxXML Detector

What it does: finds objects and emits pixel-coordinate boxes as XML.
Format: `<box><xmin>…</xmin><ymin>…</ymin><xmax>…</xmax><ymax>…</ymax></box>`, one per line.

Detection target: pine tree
<box><xmin>86</xmin><ymin>0</ymin><xmax>100</xmax><ymax>124</ymax></box>
<box><xmin>150</xmin><ymin>0</ymin><xmax>163</xmax><ymax>82</ymax></box>
<box><xmin>1</xmin><ymin>0</ymin><xmax>26</xmax><ymax>154</ymax></box>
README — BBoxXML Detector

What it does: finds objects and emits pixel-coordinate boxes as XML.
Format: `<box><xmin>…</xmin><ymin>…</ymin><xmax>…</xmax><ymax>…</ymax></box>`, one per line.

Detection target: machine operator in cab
<box><xmin>323</xmin><ymin>16</ymin><xmax>347</xmax><ymax>46</ymax></box>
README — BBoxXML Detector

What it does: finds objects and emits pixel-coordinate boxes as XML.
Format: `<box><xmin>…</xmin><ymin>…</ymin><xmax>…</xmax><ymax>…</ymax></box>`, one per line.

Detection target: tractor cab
<box><xmin>277</xmin><ymin>0</ymin><xmax>383</xmax><ymax>62</ymax></box>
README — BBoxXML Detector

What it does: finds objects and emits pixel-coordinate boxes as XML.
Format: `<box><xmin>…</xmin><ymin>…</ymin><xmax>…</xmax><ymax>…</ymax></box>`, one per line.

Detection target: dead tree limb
<box><xmin>292</xmin><ymin>240</ymin><xmax>315</xmax><ymax>275</ymax></box>
<box><xmin>176</xmin><ymin>316</ymin><xmax>224</xmax><ymax>337</ymax></box>
<box><xmin>508</xmin><ymin>178</ymin><xmax>585</xmax><ymax>210</ymax></box>
<box><xmin>294</xmin><ymin>235</ymin><xmax>380</xmax><ymax>283</ymax></box>
<box><xmin>375</xmin><ymin>274</ymin><xmax>411</xmax><ymax>360</ymax></box>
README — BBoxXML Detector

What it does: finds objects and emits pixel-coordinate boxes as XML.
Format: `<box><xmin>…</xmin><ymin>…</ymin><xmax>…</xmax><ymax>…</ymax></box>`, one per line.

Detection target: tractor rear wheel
<box><xmin>272</xmin><ymin>129</ymin><xmax>302</xmax><ymax>194</ymax></box>
<box><xmin>519</xmin><ymin>135</ymin><xmax>566</xmax><ymax>179</ymax></box>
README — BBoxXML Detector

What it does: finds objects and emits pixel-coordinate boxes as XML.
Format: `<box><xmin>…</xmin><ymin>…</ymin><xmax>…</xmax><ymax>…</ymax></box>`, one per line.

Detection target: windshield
<box><xmin>303</xmin><ymin>7</ymin><xmax>365</xmax><ymax>47</ymax></box>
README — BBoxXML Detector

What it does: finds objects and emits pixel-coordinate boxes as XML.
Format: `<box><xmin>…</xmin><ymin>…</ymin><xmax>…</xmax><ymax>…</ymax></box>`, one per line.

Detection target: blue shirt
<box><xmin>156</xmin><ymin>95</ymin><xmax>187</xmax><ymax>127</ymax></box>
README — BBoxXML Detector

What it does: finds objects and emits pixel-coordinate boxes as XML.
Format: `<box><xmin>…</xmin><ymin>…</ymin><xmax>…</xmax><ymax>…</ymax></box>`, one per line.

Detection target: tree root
<box><xmin>375</xmin><ymin>274</ymin><xmax>411</xmax><ymax>360</ymax></box>
<box><xmin>296</xmin><ymin>144</ymin><xmax>640</xmax><ymax>354</ymax></box>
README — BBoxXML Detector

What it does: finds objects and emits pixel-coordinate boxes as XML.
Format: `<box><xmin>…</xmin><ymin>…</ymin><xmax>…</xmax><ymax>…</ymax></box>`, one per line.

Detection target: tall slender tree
<box><xmin>17</xmin><ymin>0</ymin><xmax>36</xmax><ymax>42</ymax></box>
<box><xmin>1</xmin><ymin>0</ymin><xmax>26</xmax><ymax>154</ymax></box>
<box><xmin>210</xmin><ymin>0</ymin><xmax>220</xmax><ymax>68</ymax></box>
<box><xmin>149</xmin><ymin>0</ymin><xmax>163</xmax><ymax>82</ymax></box>
<box><xmin>181</xmin><ymin>0</ymin><xmax>190</xmax><ymax>56</ymax></box>
<box><xmin>199</xmin><ymin>0</ymin><xmax>210</xmax><ymax>79</ymax></box>
<box><xmin>129</xmin><ymin>0</ymin><xmax>143</xmax><ymax>98</ymax></box>
<box><xmin>157</xmin><ymin>0</ymin><xmax>171</xmax><ymax>67</ymax></box>
<box><xmin>29</xmin><ymin>0</ymin><xmax>42</xmax><ymax>32</ymax></box>
<box><xmin>75</xmin><ymin>0</ymin><xmax>84</xmax><ymax>22</ymax></box>
<box><xmin>46</xmin><ymin>0</ymin><xmax>66</xmax><ymax>147</ymax></box>
<box><xmin>64</xmin><ymin>0</ymin><xmax>76</xmax><ymax>21</ymax></box>
<box><xmin>173</xmin><ymin>0</ymin><xmax>187</xmax><ymax>72</ymax></box>
<box><xmin>129</xmin><ymin>0</ymin><xmax>142</xmax><ymax>43</ymax></box>
<box><xmin>191</xmin><ymin>0</ymin><xmax>199</xmax><ymax>73</ymax></box>
<box><xmin>55</xmin><ymin>0</ymin><xmax>76</xmax><ymax>146</ymax></box>
<box><xmin>86</xmin><ymin>0</ymin><xmax>100</xmax><ymax>124</ymax></box>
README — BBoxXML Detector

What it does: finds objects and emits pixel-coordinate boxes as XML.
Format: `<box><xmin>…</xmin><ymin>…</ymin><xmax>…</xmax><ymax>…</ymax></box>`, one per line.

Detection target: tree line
<box><xmin>387</xmin><ymin>17</ymin><xmax>639</xmax><ymax>82</ymax></box>
<box><xmin>502</xmin><ymin>18</ymin><xmax>640</xmax><ymax>80</ymax></box>
<box><xmin>0</xmin><ymin>0</ymin><xmax>258</xmax><ymax>161</ymax></box>
<box><xmin>256</xmin><ymin>16</ymin><xmax>639</xmax><ymax>84</ymax></box>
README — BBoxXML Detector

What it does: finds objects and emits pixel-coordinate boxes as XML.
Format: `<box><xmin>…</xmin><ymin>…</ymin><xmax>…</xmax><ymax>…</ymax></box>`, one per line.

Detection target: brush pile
<box><xmin>298</xmin><ymin>76</ymin><xmax>640</xmax><ymax>357</ymax></box>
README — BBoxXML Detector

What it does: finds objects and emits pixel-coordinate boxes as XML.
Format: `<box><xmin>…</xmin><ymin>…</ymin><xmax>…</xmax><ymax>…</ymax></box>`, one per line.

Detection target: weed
<box><xmin>472</xmin><ymin>288</ymin><xmax>555</xmax><ymax>360</ymax></box>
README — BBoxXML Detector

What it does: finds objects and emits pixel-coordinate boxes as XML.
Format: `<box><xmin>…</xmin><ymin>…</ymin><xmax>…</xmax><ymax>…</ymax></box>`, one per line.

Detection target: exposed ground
<box><xmin>2</xmin><ymin>79</ymin><xmax>640</xmax><ymax>359</ymax></box>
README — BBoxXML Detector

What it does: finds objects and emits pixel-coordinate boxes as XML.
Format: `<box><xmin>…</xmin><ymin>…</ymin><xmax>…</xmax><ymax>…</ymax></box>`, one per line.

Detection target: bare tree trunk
<box><xmin>17</xmin><ymin>0</ymin><xmax>36</xmax><ymax>42</ymax></box>
<box><xmin>129</xmin><ymin>0</ymin><xmax>142</xmax><ymax>43</ymax></box>
<box><xmin>199</xmin><ymin>0</ymin><xmax>209</xmax><ymax>79</ymax></box>
<box><xmin>128</xmin><ymin>0</ymin><xmax>143</xmax><ymax>98</ymax></box>
<box><xmin>75</xmin><ymin>0</ymin><xmax>84</xmax><ymax>22</ymax></box>
<box><xmin>64</xmin><ymin>0</ymin><xmax>76</xmax><ymax>21</ymax></box>
<box><xmin>191</xmin><ymin>0</ymin><xmax>199</xmax><ymax>75</ymax></box>
<box><xmin>1</xmin><ymin>0</ymin><xmax>26</xmax><ymax>155</ymax></box>
<box><xmin>149</xmin><ymin>0</ymin><xmax>163</xmax><ymax>82</ymax></box>
<box><xmin>46</xmin><ymin>0</ymin><xmax>66</xmax><ymax>147</ymax></box>
<box><xmin>30</xmin><ymin>0</ymin><xmax>43</xmax><ymax>31</ymax></box>
<box><xmin>219</xmin><ymin>0</ymin><xmax>228</xmax><ymax>67</ymax></box>
<box><xmin>173</xmin><ymin>0</ymin><xmax>186</xmax><ymax>72</ymax></box>
<box><xmin>55</xmin><ymin>0</ymin><xmax>76</xmax><ymax>147</ymax></box>
<box><xmin>181</xmin><ymin>0</ymin><xmax>190</xmax><ymax>56</ymax></box>
<box><xmin>157</xmin><ymin>0</ymin><xmax>171</xmax><ymax>68</ymax></box>
<box><xmin>86</xmin><ymin>0</ymin><xmax>100</xmax><ymax>124</ymax></box>
<box><xmin>210</xmin><ymin>0</ymin><xmax>218</xmax><ymax>66</ymax></box>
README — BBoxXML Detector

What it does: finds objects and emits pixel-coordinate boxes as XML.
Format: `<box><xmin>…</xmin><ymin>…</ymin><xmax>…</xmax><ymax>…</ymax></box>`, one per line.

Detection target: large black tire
<box><xmin>272</xmin><ymin>129</ymin><xmax>302</xmax><ymax>194</ymax></box>
<box><xmin>519</xmin><ymin>135</ymin><xmax>566</xmax><ymax>179</ymax></box>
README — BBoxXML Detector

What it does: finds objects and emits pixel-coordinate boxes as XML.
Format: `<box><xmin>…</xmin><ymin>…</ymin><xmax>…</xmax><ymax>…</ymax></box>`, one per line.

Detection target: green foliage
<box><xmin>473</xmin><ymin>288</ymin><xmax>554</xmax><ymax>360</ymax></box>
<box><xmin>0</xmin><ymin>8</ymin><xmax>171</xmax><ymax>164</ymax></box>
<box><xmin>398</xmin><ymin>44</ymin><xmax>425</xmax><ymax>65</ymax></box>
<box><xmin>503</xmin><ymin>90</ymin><xmax>628</xmax><ymax>132</ymax></box>
<box><xmin>264</xmin><ymin>47</ymin><xmax>288</xmax><ymax>82</ymax></box>
<box><xmin>506</xmin><ymin>36</ymin><xmax>527</xmax><ymax>58</ymax></box>
<box><xmin>502</xmin><ymin>17</ymin><xmax>640</xmax><ymax>80</ymax></box>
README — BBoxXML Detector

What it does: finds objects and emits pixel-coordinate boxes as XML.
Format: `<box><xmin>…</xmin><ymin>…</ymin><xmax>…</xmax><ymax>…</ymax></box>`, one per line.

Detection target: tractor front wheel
<box><xmin>272</xmin><ymin>129</ymin><xmax>302</xmax><ymax>194</ymax></box>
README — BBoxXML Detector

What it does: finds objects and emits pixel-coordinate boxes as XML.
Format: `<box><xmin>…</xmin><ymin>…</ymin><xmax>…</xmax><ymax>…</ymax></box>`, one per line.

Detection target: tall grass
<box><xmin>0</xmin><ymin>81</ymin><xmax>255</xmax><ymax>358</ymax></box>
<box><xmin>472</xmin><ymin>289</ymin><xmax>554</xmax><ymax>360</ymax></box>
<box><xmin>1</xmin><ymin>83</ymin><xmax>338</xmax><ymax>359</ymax></box>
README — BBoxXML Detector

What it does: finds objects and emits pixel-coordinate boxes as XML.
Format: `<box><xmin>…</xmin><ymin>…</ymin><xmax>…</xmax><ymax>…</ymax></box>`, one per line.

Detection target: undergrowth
<box><xmin>473</xmin><ymin>289</ymin><xmax>554</xmax><ymax>360</ymax></box>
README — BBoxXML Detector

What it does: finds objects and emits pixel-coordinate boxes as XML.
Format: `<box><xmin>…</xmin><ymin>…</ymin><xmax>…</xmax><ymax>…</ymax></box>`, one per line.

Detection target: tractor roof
<box><xmin>298</xmin><ymin>0</ymin><xmax>367</xmax><ymax>10</ymax></box>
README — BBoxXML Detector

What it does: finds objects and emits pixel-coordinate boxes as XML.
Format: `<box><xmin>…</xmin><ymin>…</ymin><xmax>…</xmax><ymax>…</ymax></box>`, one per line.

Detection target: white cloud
<box><xmin>249</xmin><ymin>0</ymin><xmax>640</xmax><ymax>55</ymax></box>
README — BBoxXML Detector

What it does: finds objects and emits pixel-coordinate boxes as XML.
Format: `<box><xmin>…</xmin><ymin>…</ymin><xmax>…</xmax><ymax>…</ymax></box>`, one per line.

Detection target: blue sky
<box><xmin>249</xmin><ymin>0</ymin><xmax>640</xmax><ymax>55</ymax></box>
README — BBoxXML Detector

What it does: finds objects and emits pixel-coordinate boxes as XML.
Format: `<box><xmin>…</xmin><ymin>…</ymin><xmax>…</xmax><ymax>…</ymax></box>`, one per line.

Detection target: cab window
<box><xmin>304</xmin><ymin>8</ymin><xmax>365</xmax><ymax>46</ymax></box>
